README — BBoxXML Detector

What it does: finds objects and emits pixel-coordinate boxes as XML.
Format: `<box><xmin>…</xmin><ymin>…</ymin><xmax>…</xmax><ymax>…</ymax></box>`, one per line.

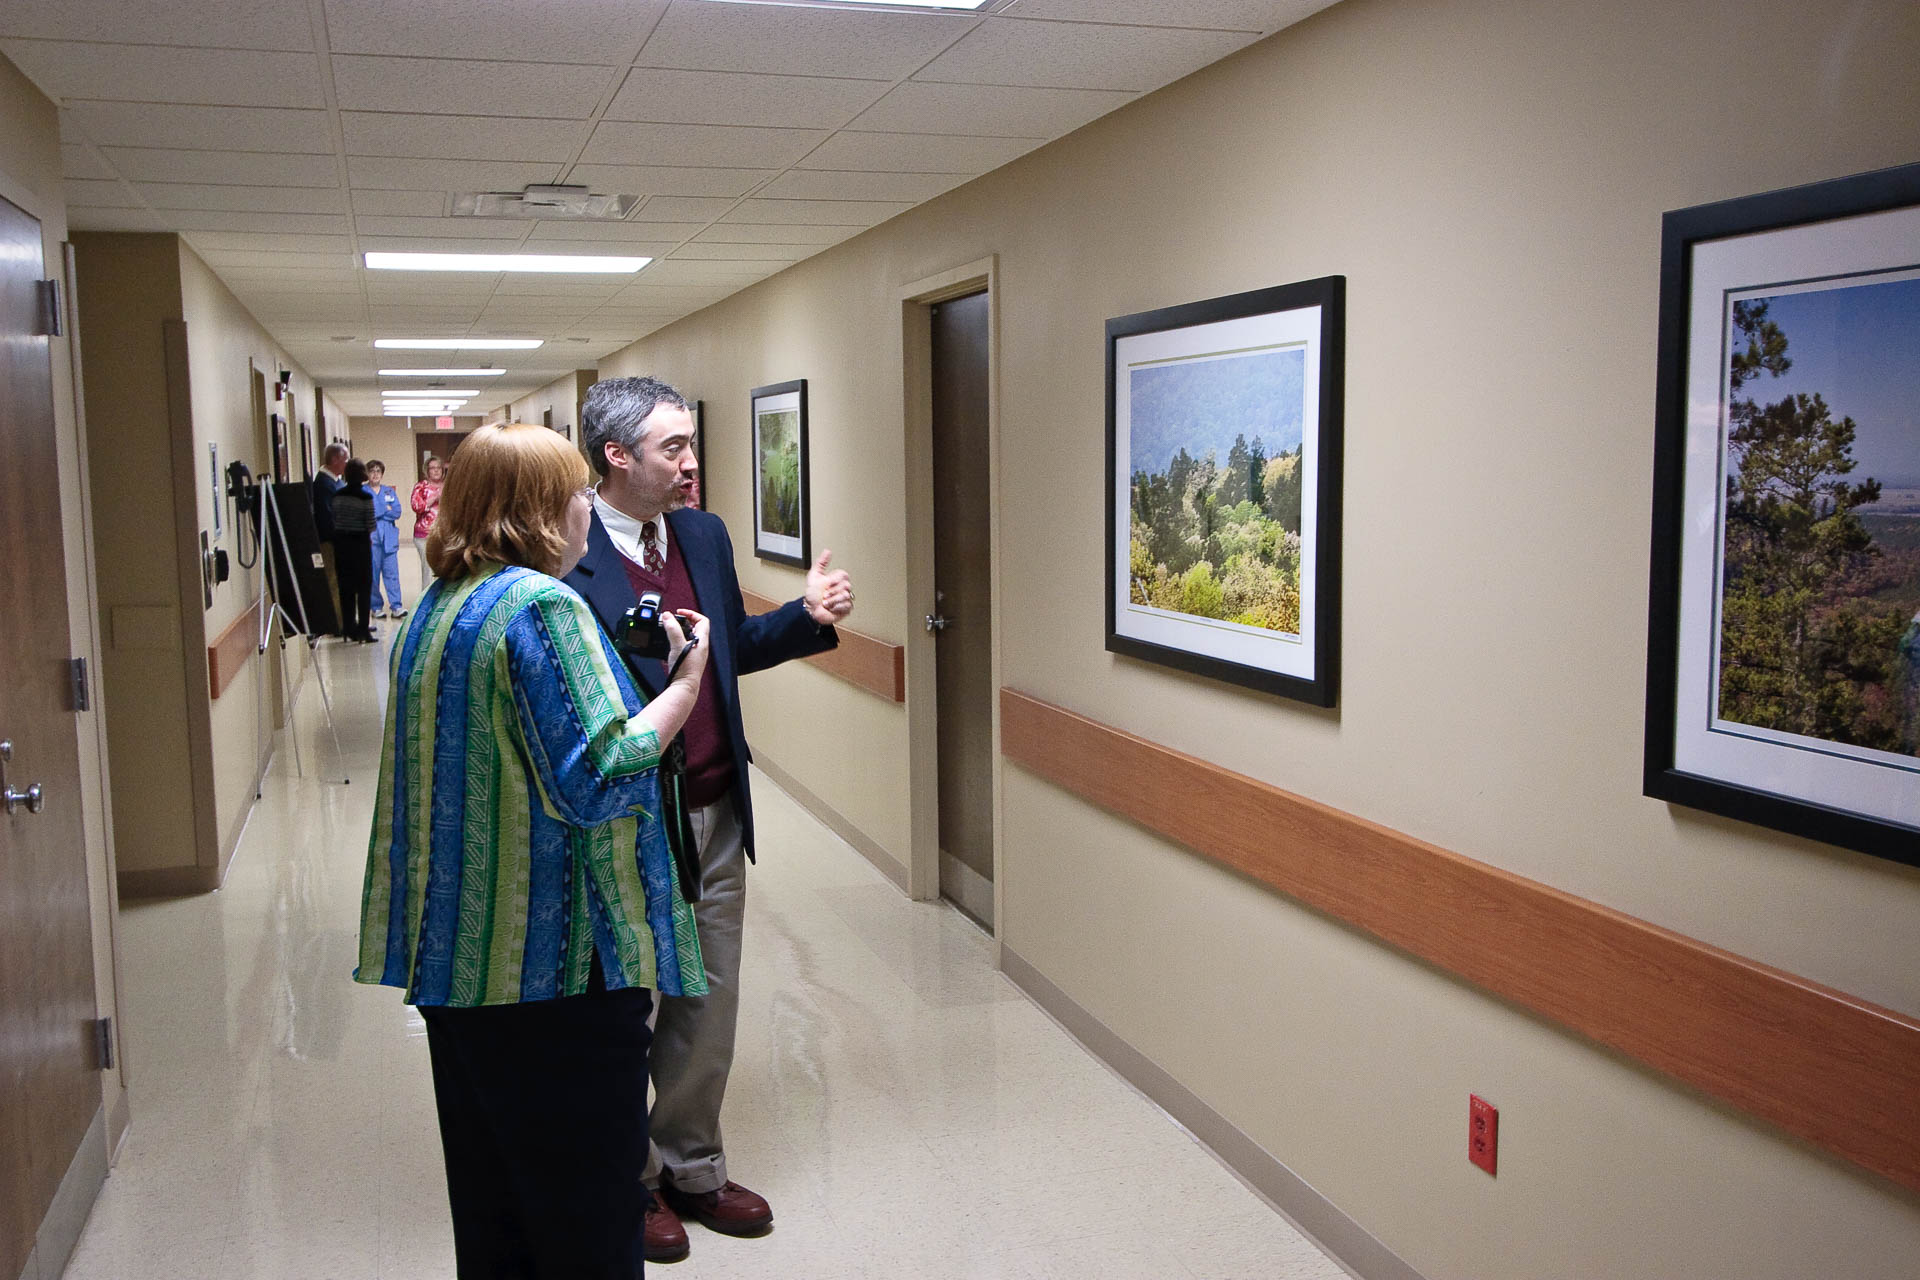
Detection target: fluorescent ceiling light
<box><xmin>379</xmin><ymin>368</ymin><xmax>508</xmax><ymax>377</ymax></box>
<box><xmin>375</xmin><ymin>338</ymin><xmax>544</xmax><ymax>350</ymax></box>
<box><xmin>385</xmin><ymin>411</ymin><xmax>465</xmax><ymax>418</ymax></box>
<box><xmin>366</xmin><ymin>252</ymin><xmax>649</xmax><ymax>273</ymax></box>
<box><xmin>382</xmin><ymin>388</ymin><xmax>479</xmax><ymax>397</ymax></box>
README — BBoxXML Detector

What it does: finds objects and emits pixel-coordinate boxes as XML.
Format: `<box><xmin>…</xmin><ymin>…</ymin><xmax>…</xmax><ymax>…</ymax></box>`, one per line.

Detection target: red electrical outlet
<box><xmin>1469</xmin><ymin>1095</ymin><xmax>1498</xmax><ymax>1176</ymax></box>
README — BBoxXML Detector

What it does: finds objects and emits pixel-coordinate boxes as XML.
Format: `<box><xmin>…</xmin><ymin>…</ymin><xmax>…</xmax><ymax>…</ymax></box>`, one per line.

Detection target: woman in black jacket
<box><xmin>330</xmin><ymin>458</ymin><xmax>377</xmax><ymax>643</ymax></box>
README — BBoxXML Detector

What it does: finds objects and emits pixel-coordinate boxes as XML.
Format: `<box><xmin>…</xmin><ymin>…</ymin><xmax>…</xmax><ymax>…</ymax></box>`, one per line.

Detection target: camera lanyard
<box><xmin>664</xmin><ymin>635</ymin><xmax>700</xmax><ymax>685</ymax></box>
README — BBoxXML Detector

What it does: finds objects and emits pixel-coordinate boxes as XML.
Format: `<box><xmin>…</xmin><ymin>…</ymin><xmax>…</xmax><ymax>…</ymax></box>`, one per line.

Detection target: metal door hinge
<box><xmin>93</xmin><ymin>1017</ymin><xmax>115</xmax><ymax>1070</ymax></box>
<box><xmin>69</xmin><ymin>657</ymin><xmax>90</xmax><ymax>712</ymax></box>
<box><xmin>37</xmin><ymin>278</ymin><xmax>63</xmax><ymax>337</ymax></box>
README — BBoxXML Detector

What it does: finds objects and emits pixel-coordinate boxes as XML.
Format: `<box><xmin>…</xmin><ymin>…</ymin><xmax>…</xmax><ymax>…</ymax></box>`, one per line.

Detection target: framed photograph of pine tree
<box><xmin>1644</xmin><ymin>162</ymin><xmax>1920</xmax><ymax>867</ymax></box>
<box><xmin>1106</xmin><ymin>277</ymin><xmax>1345</xmax><ymax>705</ymax></box>
<box><xmin>750</xmin><ymin>380</ymin><xmax>809</xmax><ymax>567</ymax></box>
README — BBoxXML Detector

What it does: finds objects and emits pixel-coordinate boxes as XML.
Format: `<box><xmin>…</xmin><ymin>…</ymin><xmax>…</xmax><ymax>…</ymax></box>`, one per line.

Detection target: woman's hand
<box><xmin>661</xmin><ymin>609</ymin><xmax>711</xmax><ymax>686</ymax></box>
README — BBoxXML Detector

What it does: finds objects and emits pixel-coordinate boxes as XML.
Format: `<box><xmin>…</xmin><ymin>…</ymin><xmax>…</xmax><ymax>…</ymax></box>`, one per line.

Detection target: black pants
<box><xmin>332</xmin><ymin>533</ymin><xmax>372</xmax><ymax>639</ymax></box>
<box><xmin>419</xmin><ymin>983</ymin><xmax>654</xmax><ymax>1279</ymax></box>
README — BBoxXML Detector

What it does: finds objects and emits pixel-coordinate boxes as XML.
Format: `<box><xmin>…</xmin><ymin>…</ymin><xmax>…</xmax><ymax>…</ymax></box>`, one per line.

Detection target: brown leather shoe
<box><xmin>661</xmin><ymin>1180</ymin><xmax>773</xmax><ymax>1236</ymax></box>
<box><xmin>644</xmin><ymin>1191</ymin><xmax>690</xmax><ymax>1263</ymax></box>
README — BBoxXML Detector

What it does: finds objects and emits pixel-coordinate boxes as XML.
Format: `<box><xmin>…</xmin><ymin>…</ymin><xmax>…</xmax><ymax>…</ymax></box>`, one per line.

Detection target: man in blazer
<box><xmin>566</xmin><ymin>376</ymin><xmax>853</xmax><ymax>1263</ymax></box>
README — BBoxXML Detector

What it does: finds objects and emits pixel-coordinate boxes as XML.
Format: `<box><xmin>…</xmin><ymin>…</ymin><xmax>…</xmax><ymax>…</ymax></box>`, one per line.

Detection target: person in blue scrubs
<box><xmin>366</xmin><ymin>459</ymin><xmax>406</xmax><ymax>619</ymax></box>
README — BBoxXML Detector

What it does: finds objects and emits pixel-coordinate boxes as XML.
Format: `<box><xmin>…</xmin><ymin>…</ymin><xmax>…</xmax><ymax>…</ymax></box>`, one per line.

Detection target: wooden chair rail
<box><xmin>740</xmin><ymin>589</ymin><xmax>904</xmax><ymax>702</ymax></box>
<box><xmin>207</xmin><ymin>597</ymin><xmax>263</xmax><ymax>699</ymax></box>
<box><xmin>999</xmin><ymin>688</ymin><xmax>1920</xmax><ymax>1195</ymax></box>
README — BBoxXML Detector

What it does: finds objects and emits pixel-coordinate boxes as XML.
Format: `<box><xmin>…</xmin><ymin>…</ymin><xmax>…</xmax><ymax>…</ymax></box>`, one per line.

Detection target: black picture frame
<box><xmin>750</xmin><ymin>379</ymin><xmax>809</xmax><ymax>568</ymax></box>
<box><xmin>1105</xmin><ymin>277</ymin><xmax>1345</xmax><ymax>706</ymax></box>
<box><xmin>1644</xmin><ymin>162</ymin><xmax>1920</xmax><ymax>867</ymax></box>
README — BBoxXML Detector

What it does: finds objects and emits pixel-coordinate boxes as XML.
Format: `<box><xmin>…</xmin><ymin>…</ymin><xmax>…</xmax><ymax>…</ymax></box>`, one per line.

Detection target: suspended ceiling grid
<box><xmin>1</xmin><ymin>0</ymin><xmax>1337</xmax><ymax>415</ymax></box>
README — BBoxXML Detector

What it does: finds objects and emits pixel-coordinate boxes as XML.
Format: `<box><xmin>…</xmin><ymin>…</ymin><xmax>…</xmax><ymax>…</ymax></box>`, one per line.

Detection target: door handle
<box><xmin>925</xmin><ymin>613</ymin><xmax>950</xmax><ymax>633</ymax></box>
<box><xmin>0</xmin><ymin>740</ymin><xmax>46</xmax><ymax>816</ymax></box>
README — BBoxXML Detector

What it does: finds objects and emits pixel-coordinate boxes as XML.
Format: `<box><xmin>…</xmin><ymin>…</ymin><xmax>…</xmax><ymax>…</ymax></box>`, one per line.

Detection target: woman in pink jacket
<box><xmin>410</xmin><ymin>455</ymin><xmax>445</xmax><ymax>587</ymax></box>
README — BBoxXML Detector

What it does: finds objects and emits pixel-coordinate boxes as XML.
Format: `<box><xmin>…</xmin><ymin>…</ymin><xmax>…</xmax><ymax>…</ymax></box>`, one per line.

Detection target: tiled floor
<box><xmin>63</xmin><ymin>611</ymin><xmax>1350</xmax><ymax>1279</ymax></box>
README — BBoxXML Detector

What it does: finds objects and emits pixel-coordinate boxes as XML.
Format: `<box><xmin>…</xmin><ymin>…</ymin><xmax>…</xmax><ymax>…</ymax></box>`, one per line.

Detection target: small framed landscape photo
<box><xmin>750</xmin><ymin>379</ymin><xmax>809</xmax><ymax>567</ymax></box>
<box><xmin>1106</xmin><ymin>277</ymin><xmax>1345</xmax><ymax>706</ymax></box>
<box><xmin>1644</xmin><ymin>161</ymin><xmax>1920</xmax><ymax>866</ymax></box>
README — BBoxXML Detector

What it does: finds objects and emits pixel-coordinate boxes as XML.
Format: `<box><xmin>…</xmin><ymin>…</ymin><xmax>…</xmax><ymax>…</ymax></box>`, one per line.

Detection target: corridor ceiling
<box><xmin>2</xmin><ymin>0</ymin><xmax>1335</xmax><ymax>415</ymax></box>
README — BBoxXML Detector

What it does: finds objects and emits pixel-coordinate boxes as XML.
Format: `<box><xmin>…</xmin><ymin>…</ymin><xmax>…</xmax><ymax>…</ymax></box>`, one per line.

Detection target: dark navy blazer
<box><xmin>563</xmin><ymin>506</ymin><xmax>837</xmax><ymax>862</ymax></box>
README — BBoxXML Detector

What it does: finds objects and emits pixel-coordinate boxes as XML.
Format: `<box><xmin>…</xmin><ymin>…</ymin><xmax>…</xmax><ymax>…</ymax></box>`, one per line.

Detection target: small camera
<box><xmin>618</xmin><ymin>591</ymin><xmax>673</xmax><ymax>661</ymax></box>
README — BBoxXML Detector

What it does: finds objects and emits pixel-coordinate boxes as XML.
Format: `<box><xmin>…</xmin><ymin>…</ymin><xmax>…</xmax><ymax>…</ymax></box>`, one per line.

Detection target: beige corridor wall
<box><xmin>597</xmin><ymin>1</ymin><xmax>1920</xmax><ymax>1276</ymax></box>
<box><xmin>177</xmin><ymin>244</ymin><xmax>344</xmax><ymax>867</ymax></box>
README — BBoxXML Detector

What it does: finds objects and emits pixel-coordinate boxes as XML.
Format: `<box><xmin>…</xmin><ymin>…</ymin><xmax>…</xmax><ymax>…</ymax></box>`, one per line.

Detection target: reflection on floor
<box><xmin>63</xmin><ymin>625</ymin><xmax>1350</xmax><ymax>1279</ymax></box>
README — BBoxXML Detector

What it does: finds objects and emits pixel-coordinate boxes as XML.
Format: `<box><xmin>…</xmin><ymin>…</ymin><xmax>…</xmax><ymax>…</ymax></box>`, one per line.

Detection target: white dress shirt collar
<box><xmin>593</xmin><ymin>490</ymin><xmax>668</xmax><ymax>567</ymax></box>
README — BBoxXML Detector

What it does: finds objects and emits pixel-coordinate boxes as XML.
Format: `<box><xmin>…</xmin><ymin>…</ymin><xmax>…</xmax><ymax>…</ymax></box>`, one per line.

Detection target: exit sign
<box><xmin>435</xmin><ymin>415</ymin><xmax>455</xmax><ymax>431</ymax></box>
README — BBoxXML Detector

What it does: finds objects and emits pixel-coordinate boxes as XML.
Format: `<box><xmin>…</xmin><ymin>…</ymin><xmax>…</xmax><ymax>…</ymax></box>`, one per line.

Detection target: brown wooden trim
<box><xmin>207</xmin><ymin>597</ymin><xmax>262</xmax><ymax>699</ymax></box>
<box><xmin>999</xmin><ymin>688</ymin><xmax>1920</xmax><ymax>1195</ymax></box>
<box><xmin>740</xmin><ymin>589</ymin><xmax>904</xmax><ymax>702</ymax></box>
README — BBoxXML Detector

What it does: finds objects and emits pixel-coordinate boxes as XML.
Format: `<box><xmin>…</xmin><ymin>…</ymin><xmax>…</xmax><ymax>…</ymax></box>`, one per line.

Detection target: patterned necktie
<box><xmin>639</xmin><ymin>521</ymin><xmax>665</xmax><ymax>575</ymax></box>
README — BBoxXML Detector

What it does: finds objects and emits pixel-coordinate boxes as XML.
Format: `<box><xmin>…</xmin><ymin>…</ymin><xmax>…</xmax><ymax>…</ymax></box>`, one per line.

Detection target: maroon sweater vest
<box><xmin>617</xmin><ymin>533</ymin><xmax>736</xmax><ymax>808</ymax></box>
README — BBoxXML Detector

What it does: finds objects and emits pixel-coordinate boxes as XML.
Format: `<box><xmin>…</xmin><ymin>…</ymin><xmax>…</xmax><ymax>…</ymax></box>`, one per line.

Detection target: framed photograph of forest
<box><xmin>750</xmin><ymin>380</ymin><xmax>808</xmax><ymax>567</ymax></box>
<box><xmin>1106</xmin><ymin>277</ymin><xmax>1345</xmax><ymax>705</ymax></box>
<box><xmin>1645</xmin><ymin>161</ymin><xmax>1920</xmax><ymax>867</ymax></box>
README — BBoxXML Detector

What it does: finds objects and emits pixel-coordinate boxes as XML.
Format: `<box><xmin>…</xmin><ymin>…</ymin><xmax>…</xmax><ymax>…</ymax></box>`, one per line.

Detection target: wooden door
<box><xmin>0</xmin><ymin>195</ymin><xmax>98</xmax><ymax>1275</ymax></box>
<box><xmin>930</xmin><ymin>290</ymin><xmax>995</xmax><ymax>926</ymax></box>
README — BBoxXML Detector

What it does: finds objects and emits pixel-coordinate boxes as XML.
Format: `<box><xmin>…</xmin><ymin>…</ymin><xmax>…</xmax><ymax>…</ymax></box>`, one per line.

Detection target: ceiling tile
<box><xmin>1004</xmin><ymin>0</ymin><xmax>1334</xmax><ymax>30</ymax></box>
<box><xmin>605</xmin><ymin>68</ymin><xmax>887</xmax><ymax>130</ymax></box>
<box><xmin>798</xmin><ymin>131</ymin><xmax>1039</xmax><ymax>174</ymax></box>
<box><xmin>757</xmin><ymin>170</ymin><xmax>969</xmax><ymax>202</ymax></box>
<box><xmin>723</xmin><ymin>198</ymin><xmax>909</xmax><ymax>227</ymax></box>
<box><xmin>669</xmin><ymin>242</ymin><xmax>809</xmax><ymax>263</ymax></box>
<box><xmin>914</xmin><ymin>17</ymin><xmax>1257</xmax><ymax>92</ymax></box>
<box><xmin>358</xmin><ymin>234</ymin><xmax>542</xmax><ymax>255</ymax></box>
<box><xmin>66</xmin><ymin>207</ymin><xmax>167</xmax><ymax>232</ymax></box>
<box><xmin>198</xmin><ymin>249</ymin><xmax>357</xmax><ymax>268</ymax></box>
<box><xmin>1</xmin><ymin>42</ymin><xmax>325</xmax><ymax>108</ymax></box>
<box><xmin>140</xmin><ymin>183</ymin><xmax>350</xmax><ymax>214</ymax></box>
<box><xmin>103</xmin><ymin>148</ymin><xmax>342</xmax><ymax>187</ymax></box>
<box><xmin>0</xmin><ymin>1</ymin><xmax>315</xmax><ymax>51</ymax></box>
<box><xmin>168</xmin><ymin>210</ymin><xmax>353</xmax><ymax>234</ymax></box>
<box><xmin>62</xmin><ymin>177</ymin><xmax>139</xmax><ymax>207</ymax></box>
<box><xmin>343</xmin><ymin>113</ymin><xmax>587</xmax><ymax>162</ymax></box>
<box><xmin>324</xmin><ymin>0</ymin><xmax>666</xmax><ymax>64</ymax></box>
<box><xmin>581</xmin><ymin>121</ymin><xmax>826</xmax><ymax>170</ymax></box>
<box><xmin>850</xmin><ymin>80</ymin><xmax>1133</xmax><ymax>138</ymax></box>
<box><xmin>523</xmin><ymin>219</ymin><xmax>693</xmax><ymax>242</ymax></box>
<box><xmin>355</xmin><ymin>215</ymin><xmax>531</xmax><ymax>239</ymax></box>
<box><xmin>186</xmin><ymin>231</ymin><xmax>355</xmax><ymax>253</ymax></box>
<box><xmin>346</xmin><ymin>157</ymin><xmax>563</xmax><ymax>191</ymax></box>
<box><xmin>526</xmin><ymin>221</ymin><xmax>704</xmax><ymax>243</ymax></box>
<box><xmin>491</xmin><ymin>278</ymin><xmax>629</xmax><ymax>296</ymax></box>
<box><xmin>331</xmin><ymin>55</ymin><xmax>616</xmax><ymax>119</ymax></box>
<box><xmin>563</xmin><ymin>165</ymin><xmax>770</xmax><ymax>198</ymax></box>
<box><xmin>636</xmin><ymin>2</ymin><xmax>973</xmax><ymax>79</ymax></box>
<box><xmin>691</xmin><ymin>222</ymin><xmax>865</xmax><ymax>246</ymax></box>
<box><xmin>60</xmin><ymin>144</ymin><xmax>116</xmax><ymax>180</ymax></box>
<box><xmin>63</xmin><ymin>102</ymin><xmax>333</xmax><ymax>153</ymax></box>
<box><xmin>350</xmin><ymin>189</ymin><xmax>448</xmax><ymax>216</ymax></box>
<box><xmin>630</xmin><ymin>196</ymin><xmax>738</xmax><ymax>222</ymax></box>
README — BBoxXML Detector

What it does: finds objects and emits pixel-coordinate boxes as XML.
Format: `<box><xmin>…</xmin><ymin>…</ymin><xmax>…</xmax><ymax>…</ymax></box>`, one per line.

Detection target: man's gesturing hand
<box><xmin>804</xmin><ymin>549</ymin><xmax>854</xmax><ymax>625</ymax></box>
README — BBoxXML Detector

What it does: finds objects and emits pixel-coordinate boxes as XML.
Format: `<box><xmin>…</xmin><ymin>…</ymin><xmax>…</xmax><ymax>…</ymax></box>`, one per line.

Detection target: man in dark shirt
<box><xmin>564</xmin><ymin>377</ymin><xmax>852</xmax><ymax>1263</ymax></box>
<box><xmin>310</xmin><ymin>443</ymin><xmax>351</xmax><ymax>637</ymax></box>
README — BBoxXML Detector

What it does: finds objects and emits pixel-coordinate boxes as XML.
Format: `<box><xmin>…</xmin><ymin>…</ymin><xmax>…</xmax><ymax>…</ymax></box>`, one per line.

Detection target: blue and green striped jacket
<box><xmin>354</xmin><ymin>562</ymin><xmax>706</xmax><ymax>1006</ymax></box>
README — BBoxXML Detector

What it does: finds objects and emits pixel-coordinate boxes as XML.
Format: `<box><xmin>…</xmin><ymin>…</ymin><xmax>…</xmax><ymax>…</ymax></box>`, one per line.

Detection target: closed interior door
<box><xmin>930</xmin><ymin>290</ymin><xmax>994</xmax><ymax>926</ymax></box>
<box><xmin>0</xmin><ymin>194</ymin><xmax>98</xmax><ymax>1276</ymax></box>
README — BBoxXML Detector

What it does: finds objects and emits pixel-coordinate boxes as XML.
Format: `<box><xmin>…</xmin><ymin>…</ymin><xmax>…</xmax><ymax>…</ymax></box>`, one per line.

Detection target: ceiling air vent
<box><xmin>452</xmin><ymin>184</ymin><xmax>640</xmax><ymax>220</ymax></box>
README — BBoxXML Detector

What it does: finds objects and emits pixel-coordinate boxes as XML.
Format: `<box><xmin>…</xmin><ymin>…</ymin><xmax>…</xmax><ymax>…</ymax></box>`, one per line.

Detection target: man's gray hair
<box><xmin>323</xmin><ymin>442</ymin><xmax>349</xmax><ymax>465</ymax></box>
<box><xmin>580</xmin><ymin>376</ymin><xmax>690</xmax><ymax>476</ymax></box>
